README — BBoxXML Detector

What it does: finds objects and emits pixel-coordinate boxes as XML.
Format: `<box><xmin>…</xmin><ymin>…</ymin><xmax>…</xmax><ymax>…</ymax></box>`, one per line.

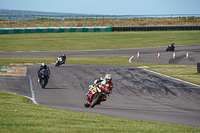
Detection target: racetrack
<box><xmin>0</xmin><ymin>45</ymin><xmax>200</xmax><ymax>127</ymax></box>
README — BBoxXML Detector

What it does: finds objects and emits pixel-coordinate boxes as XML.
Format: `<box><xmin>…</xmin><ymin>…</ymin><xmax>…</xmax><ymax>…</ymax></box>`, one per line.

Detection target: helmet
<box><xmin>41</xmin><ymin>63</ymin><xmax>46</xmax><ymax>67</ymax></box>
<box><xmin>63</xmin><ymin>54</ymin><xmax>65</xmax><ymax>57</ymax></box>
<box><xmin>105</xmin><ymin>74</ymin><xmax>112</xmax><ymax>83</ymax></box>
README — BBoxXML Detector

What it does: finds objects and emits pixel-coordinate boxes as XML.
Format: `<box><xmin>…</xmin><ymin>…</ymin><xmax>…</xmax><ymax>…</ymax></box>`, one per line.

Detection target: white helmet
<box><xmin>41</xmin><ymin>63</ymin><xmax>46</xmax><ymax>67</ymax></box>
<box><xmin>105</xmin><ymin>74</ymin><xmax>112</xmax><ymax>83</ymax></box>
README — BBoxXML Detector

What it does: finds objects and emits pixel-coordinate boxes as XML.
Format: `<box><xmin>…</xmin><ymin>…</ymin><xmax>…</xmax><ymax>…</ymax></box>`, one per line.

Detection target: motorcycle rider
<box><xmin>87</xmin><ymin>74</ymin><xmax>113</xmax><ymax>103</ymax></box>
<box><xmin>61</xmin><ymin>54</ymin><xmax>66</xmax><ymax>64</ymax></box>
<box><xmin>167</xmin><ymin>43</ymin><xmax>175</xmax><ymax>51</ymax></box>
<box><xmin>56</xmin><ymin>54</ymin><xmax>66</xmax><ymax>65</ymax></box>
<box><xmin>56</xmin><ymin>56</ymin><xmax>63</xmax><ymax>64</ymax></box>
<box><xmin>37</xmin><ymin>63</ymin><xmax>50</xmax><ymax>82</ymax></box>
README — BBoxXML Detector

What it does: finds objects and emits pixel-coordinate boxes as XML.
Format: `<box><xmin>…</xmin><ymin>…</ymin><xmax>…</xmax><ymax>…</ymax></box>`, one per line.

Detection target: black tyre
<box><xmin>40</xmin><ymin>79</ymin><xmax>47</xmax><ymax>89</ymax></box>
<box><xmin>90</xmin><ymin>94</ymin><xmax>102</xmax><ymax>108</ymax></box>
<box><xmin>84</xmin><ymin>100</ymin><xmax>90</xmax><ymax>108</ymax></box>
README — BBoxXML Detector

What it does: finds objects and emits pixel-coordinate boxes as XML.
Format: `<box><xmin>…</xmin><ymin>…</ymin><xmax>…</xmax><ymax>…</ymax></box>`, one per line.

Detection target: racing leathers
<box><xmin>56</xmin><ymin>56</ymin><xmax>63</xmax><ymax>64</ymax></box>
<box><xmin>37</xmin><ymin>64</ymin><xmax>50</xmax><ymax>82</ymax></box>
<box><xmin>61</xmin><ymin>55</ymin><xmax>66</xmax><ymax>64</ymax></box>
<box><xmin>87</xmin><ymin>78</ymin><xmax>113</xmax><ymax>103</ymax></box>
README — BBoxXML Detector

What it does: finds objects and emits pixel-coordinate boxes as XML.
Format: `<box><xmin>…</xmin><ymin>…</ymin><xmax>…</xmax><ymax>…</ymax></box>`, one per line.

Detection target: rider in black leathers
<box><xmin>37</xmin><ymin>63</ymin><xmax>50</xmax><ymax>82</ymax></box>
<box><xmin>60</xmin><ymin>54</ymin><xmax>66</xmax><ymax>64</ymax></box>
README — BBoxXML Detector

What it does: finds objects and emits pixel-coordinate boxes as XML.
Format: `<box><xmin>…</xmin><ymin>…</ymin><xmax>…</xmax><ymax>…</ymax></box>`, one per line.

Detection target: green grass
<box><xmin>0</xmin><ymin>31</ymin><xmax>200</xmax><ymax>51</ymax></box>
<box><xmin>1</xmin><ymin>91</ymin><xmax>200</xmax><ymax>133</ymax></box>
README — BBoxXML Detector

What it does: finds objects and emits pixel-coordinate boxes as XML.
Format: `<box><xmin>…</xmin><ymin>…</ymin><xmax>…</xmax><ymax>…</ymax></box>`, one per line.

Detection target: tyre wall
<box><xmin>112</xmin><ymin>25</ymin><xmax>200</xmax><ymax>31</ymax></box>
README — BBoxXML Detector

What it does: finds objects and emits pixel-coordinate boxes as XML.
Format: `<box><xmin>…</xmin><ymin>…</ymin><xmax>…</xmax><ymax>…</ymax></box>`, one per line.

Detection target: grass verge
<box><xmin>1</xmin><ymin>91</ymin><xmax>200</xmax><ymax>133</ymax></box>
<box><xmin>0</xmin><ymin>31</ymin><xmax>200</xmax><ymax>51</ymax></box>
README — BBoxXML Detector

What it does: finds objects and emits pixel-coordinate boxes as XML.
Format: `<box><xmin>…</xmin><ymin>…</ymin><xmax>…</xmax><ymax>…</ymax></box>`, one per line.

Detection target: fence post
<box><xmin>147</xmin><ymin>15</ymin><xmax>148</xmax><ymax>21</ymax></box>
<box><xmin>2</xmin><ymin>15</ymin><xmax>4</xmax><ymax>23</ymax></box>
<box><xmin>178</xmin><ymin>14</ymin><xmax>180</xmax><ymax>21</ymax></box>
<box><xmin>131</xmin><ymin>15</ymin><xmax>133</xmax><ymax>23</ymax></box>
<box><xmin>162</xmin><ymin>14</ymin><xmax>164</xmax><ymax>21</ymax></box>
<box><xmin>22</xmin><ymin>15</ymin><xmax>24</xmax><ymax>23</ymax></box>
<box><xmin>171</xmin><ymin>14</ymin><xmax>172</xmax><ymax>21</ymax></box>
<box><xmin>29</xmin><ymin>15</ymin><xmax>31</xmax><ymax>22</ymax></box>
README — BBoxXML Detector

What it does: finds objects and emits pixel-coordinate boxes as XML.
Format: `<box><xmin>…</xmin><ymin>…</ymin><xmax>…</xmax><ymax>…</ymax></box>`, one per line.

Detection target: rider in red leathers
<box><xmin>87</xmin><ymin>74</ymin><xmax>113</xmax><ymax>104</ymax></box>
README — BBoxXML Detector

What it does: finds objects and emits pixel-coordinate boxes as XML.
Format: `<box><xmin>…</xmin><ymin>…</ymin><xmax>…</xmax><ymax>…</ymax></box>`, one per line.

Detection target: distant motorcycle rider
<box><xmin>60</xmin><ymin>54</ymin><xmax>66</xmax><ymax>64</ymax></box>
<box><xmin>37</xmin><ymin>63</ymin><xmax>50</xmax><ymax>82</ymax></box>
<box><xmin>166</xmin><ymin>42</ymin><xmax>175</xmax><ymax>51</ymax></box>
<box><xmin>87</xmin><ymin>74</ymin><xmax>113</xmax><ymax>103</ymax></box>
<box><xmin>56</xmin><ymin>54</ymin><xmax>66</xmax><ymax>65</ymax></box>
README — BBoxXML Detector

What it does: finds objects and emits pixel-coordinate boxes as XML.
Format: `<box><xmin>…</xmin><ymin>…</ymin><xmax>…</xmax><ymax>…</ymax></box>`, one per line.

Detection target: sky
<box><xmin>0</xmin><ymin>0</ymin><xmax>200</xmax><ymax>15</ymax></box>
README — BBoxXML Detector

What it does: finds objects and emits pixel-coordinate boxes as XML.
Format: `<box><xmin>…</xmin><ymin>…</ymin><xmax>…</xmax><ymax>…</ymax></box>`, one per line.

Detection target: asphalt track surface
<box><xmin>0</xmin><ymin>45</ymin><xmax>200</xmax><ymax>127</ymax></box>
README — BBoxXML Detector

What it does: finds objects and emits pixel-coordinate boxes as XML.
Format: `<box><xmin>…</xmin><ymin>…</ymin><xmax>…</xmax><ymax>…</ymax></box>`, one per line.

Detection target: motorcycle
<box><xmin>55</xmin><ymin>57</ymin><xmax>63</xmax><ymax>67</ymax></box>
<box><xmin>84</xmin><ymin>86</ymin><xmax>108</xmax><ymax>108</ymax></box>
<box><xmin>166</xmin><ymin>43</ymin><xmax>175</xmax><ymax>52</ymax></box>
<box><xmin>39</xmin><ymin>69</ymin><xmax>49</xmax><ymax>88</ymax></box>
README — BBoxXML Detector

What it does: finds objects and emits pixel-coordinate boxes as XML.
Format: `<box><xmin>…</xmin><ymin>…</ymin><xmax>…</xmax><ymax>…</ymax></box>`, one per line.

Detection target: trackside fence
<box><xmin>0</xmin><ymin>14</ymin><xmax>200</xmax><ymax>28</ymax></box>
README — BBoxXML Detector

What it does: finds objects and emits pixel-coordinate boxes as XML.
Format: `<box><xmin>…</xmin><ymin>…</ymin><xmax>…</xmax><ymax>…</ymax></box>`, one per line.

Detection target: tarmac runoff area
<box><xmin>0</xmin><ymin>45</ymin><xmax>200</xmax><ymax>127</ymax></box>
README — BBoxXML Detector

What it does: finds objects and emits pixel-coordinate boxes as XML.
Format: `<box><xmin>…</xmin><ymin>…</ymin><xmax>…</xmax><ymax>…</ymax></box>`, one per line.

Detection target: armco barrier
<box><xmin>0</xmin><ymin>27</ymin><xmax>112</xmax><ymax>34</ymax></box>
<box><xmin>112</xmin><ymin>25</ymin><xmax>200</xmax><ymax>31</ymax></box>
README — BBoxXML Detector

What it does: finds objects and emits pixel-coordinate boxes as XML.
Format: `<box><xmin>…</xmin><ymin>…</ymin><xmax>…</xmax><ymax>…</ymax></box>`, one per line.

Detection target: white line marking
<box><xmin>129</xmin><ymin>56</ymin><xmax>134</xmax><ymax>63</ymax></box>
<box><xmin>28</xmin><ymin>69</ymin><xmax>38</xmax><ymax>104</ymax></box>
<box><xmin>139</xmin><ymin>67</ymin><xmax>200</xmax><ymax>88</ymax></box>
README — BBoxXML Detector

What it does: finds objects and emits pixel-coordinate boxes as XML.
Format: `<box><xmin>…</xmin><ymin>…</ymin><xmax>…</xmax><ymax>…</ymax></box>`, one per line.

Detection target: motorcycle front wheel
<box><xmin>84</xmin><ymin>100</ymin><xmax>90</xmax><ymax>108</ymax></box>
<box><xmin>90</xmin><ymin>94</ymin><xmax>102</xmax><ymax>108</ymax></box>
<box><xmin>40</xmin><ymin>79</ymin><xmax>47</xmax><ymax>89</ymax></box>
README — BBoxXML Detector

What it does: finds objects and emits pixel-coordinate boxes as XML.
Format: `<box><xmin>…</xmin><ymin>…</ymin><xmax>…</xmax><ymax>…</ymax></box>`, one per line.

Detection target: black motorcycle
<box><xmin>39</xmin><ymin>69</ymin><xmax>49</xmax><ymax>88</ymax></box>
<box><xmin>166</xmin><ymin>43</ymin><xmax>175</xmax><ymax>52</ymax></box>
